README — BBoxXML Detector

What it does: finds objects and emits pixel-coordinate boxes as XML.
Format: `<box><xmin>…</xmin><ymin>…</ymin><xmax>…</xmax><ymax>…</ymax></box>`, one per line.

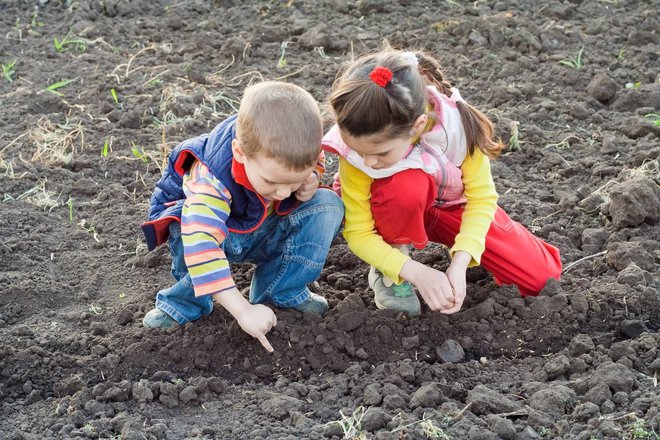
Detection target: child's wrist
<box><xmin>450</xmin><ymin>251</ymin><xmax>472</xmax><ymax>271</ymax></box>
<box><xmin>213</xmin><ymin>288</ymin><xmax>251</xmax><ymax>318</ymax></box>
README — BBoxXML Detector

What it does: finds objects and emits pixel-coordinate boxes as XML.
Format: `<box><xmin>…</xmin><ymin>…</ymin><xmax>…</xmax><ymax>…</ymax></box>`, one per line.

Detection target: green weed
<box><xmin>628</xmin><ymin>418</ymin><xmax>660</xmax><ymax>439</ymax></box>
<box><xmin>2</xmin><ymin>60</ymin><xmax>17</xmax><ymax>83</ymax></box>
<box><xmin>421</xmin><ymin>419</ymin><xmax>450</xmax><ymax>439</ymax></box>
<box><xmin>147</xmin><ymin>78</ymin><xmax>162</xmax><ymax>88</ymax></box>
<box><xmin>332</xmin><ymin>406</ymin><xmax>368</xmax><ymax>439</ymax></box>
<box><xmin>46</xmin><ymin>78</ymin><xmax>75</xmax><ymax>96</ymax></box>
<box><xmin>53</xmin><ymin>31</ymin><xmax>86</xmax><ymax>53</ymax></box>
<box><xmin>559</xmin><ymin>47</ymin><xmax>584</xmax><ymax>69</ymax></box>
<box><xmin>644</xmin><ymin>113</ymin><xmax>660</xmax><ymax>126</ymax></box>
<box><xmin>509</xmin><ymin>120</ymin><xmax>521</xmax><ymax>151</ymax></box>
<box><xmin>101</xmin><ymin>138</ymin><xmax>110</xmax><ymax>157</ymax></box>
<box><xmin>110</xmin><ymin>88</ymin><xmax>119</xmax><ymax>105</ymax></box>
<box><xmin>67</xmin><ymin>196</ymin><xmax>74</xmax><ymax>222</ymax></box>
<box><xmin>130</xmin><ymin>142</ymin><xmax>149</xmax><ymax>163</ymax></box>
<box><xmin>277</xmin><ymin>41</ymin><xmax>289</xmax><ymax>69</ymax></box>
<box><xmin>30</xmin><ymin>8</ymin><xmax>44</xmax><ymax>27</ymax></box>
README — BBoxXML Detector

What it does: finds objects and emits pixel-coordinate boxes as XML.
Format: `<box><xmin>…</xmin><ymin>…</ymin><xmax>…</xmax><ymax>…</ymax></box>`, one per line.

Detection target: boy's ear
<box><xmin>232</xmin><ymin>139</ymin><xmax>247</xmax><ymax>164</ymax></box>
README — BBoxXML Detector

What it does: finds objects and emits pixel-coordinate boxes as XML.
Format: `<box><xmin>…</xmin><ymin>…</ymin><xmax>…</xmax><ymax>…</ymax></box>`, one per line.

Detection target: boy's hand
<box><xmin>213</xmin><ymin>289</ymin><xmax>278</xmax><ymax>352</ymax></box>
<box><xmin>235</xmin><ymin>304</ymin><xmax>278</xmax><ymax>352</ymax></box>
<box><xmin>295</xmin><ymin>173</ymin><xmax>319</xmax><ymax>202</ymax></box>
<box><xmin>400</xmin><ymin>260</ymin><xmax>454</xmax><ymax>311</ymax></box>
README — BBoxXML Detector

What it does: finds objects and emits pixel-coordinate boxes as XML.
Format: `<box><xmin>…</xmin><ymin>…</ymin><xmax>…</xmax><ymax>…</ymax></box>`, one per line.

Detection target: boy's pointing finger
<box><xmin>258</xmin><ymin>335</ymin><xmax>274</xmax><ymax>353</ymax></box>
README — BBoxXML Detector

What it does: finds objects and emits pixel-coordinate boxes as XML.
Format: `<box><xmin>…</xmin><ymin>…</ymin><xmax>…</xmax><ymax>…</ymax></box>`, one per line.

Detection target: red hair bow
<box><xmin>369</xmin><ymin>66</ymin><xmax>393</xmax><ymax>88</ymax></box>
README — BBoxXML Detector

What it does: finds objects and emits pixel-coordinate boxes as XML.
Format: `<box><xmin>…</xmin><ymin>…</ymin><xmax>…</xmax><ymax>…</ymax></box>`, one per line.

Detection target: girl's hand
<box><xmin>400</xmin><ymin>260</ymin><xmax>454</xmax><ymax>311</ymax></box>
<box><xmin>442</xmin><ymin>251</ymin><xmax>471</xmax><ymax>314</ymax></box>
<box><xmin>235</xmin><ymin>304</ymin><xmax>278</xmax><ymax>352</ymax></box>
<box><xmin>295</xmin><ymin>173</ymin><xmax>320</xmax><ymax>202</ymax></box>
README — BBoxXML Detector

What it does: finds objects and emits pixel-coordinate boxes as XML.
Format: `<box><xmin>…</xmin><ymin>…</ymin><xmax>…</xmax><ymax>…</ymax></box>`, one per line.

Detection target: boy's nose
<box><xmin>276</xmin><ymin>188</ymin><xmax>291</xmax><ymax>198</ymax></box>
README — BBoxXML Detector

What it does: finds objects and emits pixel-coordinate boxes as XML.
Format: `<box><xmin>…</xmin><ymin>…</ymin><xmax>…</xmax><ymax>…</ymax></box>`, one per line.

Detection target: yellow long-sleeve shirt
<box><xmin>339</xmin><ymin>149</ymin><xmax>498</xmax><ymax>284</ymax></box>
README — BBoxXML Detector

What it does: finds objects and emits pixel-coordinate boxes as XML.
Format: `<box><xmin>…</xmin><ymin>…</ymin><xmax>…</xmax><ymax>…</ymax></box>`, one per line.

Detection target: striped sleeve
<box><xmin>181</xmin><ymin>161</ymin><xmax>236</xmax><ymax>297</ymax></box>
<box><xmin>314</xmin><ymin>151</ymin><xmax>325</xmax><ymax>179</ymax></box>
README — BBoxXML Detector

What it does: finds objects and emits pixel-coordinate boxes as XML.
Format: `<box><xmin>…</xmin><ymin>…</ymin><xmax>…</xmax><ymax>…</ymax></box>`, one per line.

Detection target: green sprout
<box><xmin>101</xmin><ymin>138</ymin><xmax>110</xmax><ymax>157</ymax></box>
<box><xmin>131</xmin><ymin>142</ymin><xmax>149</xmax><ymax>163</ymax></box>
<box><xmin>45</xmin><ymin>78</ymin><xmax>75</xmax><ymax>96</ymax></box>
<box><xmin>30</xmin><ymin>8</ymin><xmax>44</xmax><ymax>27</ymax></box>
<box><xmin>509</xmin><ymin>120</ymin><xmax>521</xmax><ymax>151</ymax></box>
<box><xmin>89</xmin><ymin>304</ymin><xmax>103</xmax><ymax>315</ymax></box>
<box><xmin>119</xmin><ymin>292</ymin><xmax>126</xmax><ymax>299</ymax></box>
<box><xmin>628</xmin><ymin>419</ymin><xmax>654</xmax><ymax>439</ymax></box>
<box><xmin>332</xmin><ymin>406</ymin><xmax>367</xmax><ymax>440</ymax></box>
<box><xmin>421</xmin><ymin>419</ymin><xmax>451</xmax><ymax>439</ymax></box>
<box><xmin>110</xmin><ymin>88</ymin><xmax>119</xmax><ymax>105</ymax></box>
<box><xmin>625</xmin><ymin>81</ymin><xmax>642</xmax><ymax>89</ymax></box>
<box><xmin>67</xmin><ymin>196</ymin><xmax>74</xmax><ymax>222</ymax></box>
<box><xmin>559</xmin><ymin>47</ymin><xmax>584</xmax><ymax>69</ymax></box>
<box><xmin>618</xmin><ymin>49</ymin><xmax>625</xmax><ymax>60</ymax></box>
<box><xmin>53</xmin><ymin>31</ymin><xmax>86</xmax><ymax>53</ymax></box>
<box><xmin>2</xmin><ymin>60</ymin><xmax>17</xmax><ymax>83</ymax></box>
<box><xmin>644</xmin><ymin>113</ymin><xmax>660</xmax><ymax>126</ymax></box>
<box><xmin>146</xmin><ymin>78</ymin><xmax>162</xmax><ymax>88</ymax></box>
<box><xmin>277</xmin><ymin>41</ymin><xmax>288</xmax><ymax>70</ymax></box>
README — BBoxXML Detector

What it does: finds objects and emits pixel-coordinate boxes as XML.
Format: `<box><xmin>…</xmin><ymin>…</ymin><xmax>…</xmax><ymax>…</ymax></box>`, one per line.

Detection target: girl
<box><xmin>323</xmin><ymin>49</ymin><xmax>562</xmax><ymax>315</ymax></box>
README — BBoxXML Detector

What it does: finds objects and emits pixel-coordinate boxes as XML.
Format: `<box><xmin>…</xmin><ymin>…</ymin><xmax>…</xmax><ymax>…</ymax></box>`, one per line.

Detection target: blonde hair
<box><xmin>329</xmin><ymin>49</ymin><xmax>503</xmax><ymax>158</ymax></box>
<box><xmin>237</xmin><ymin>81</ymin><xmax>323</xmax><ymax>170</ymax></box>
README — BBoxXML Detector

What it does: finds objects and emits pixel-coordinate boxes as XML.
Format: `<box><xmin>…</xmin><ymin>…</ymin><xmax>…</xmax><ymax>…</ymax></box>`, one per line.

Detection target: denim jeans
<box><xmin>155</xmin><ymin>188</ymin><xmax>344</xmax><ymax>324</ymax></box>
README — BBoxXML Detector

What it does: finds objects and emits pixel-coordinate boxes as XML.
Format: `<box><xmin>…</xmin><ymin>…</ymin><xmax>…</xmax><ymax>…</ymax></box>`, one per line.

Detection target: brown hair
<box><xmin>329</xmin><ymin>49</ymin><xmax>503</xmax><ymax>158</ymax></box>
<box><xmin>237</xmin><ymin>81</ymin><xmax>322</xmax><ymax>171</ymax></box>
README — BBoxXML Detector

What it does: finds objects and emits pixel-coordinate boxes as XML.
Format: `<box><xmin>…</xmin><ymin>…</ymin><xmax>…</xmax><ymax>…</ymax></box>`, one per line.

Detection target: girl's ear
<box><xmin>410</xmin><ymin>114</ymin><xmax>428</xmax><ymax>137</ymax></box>
<box><xmin>232</xmin><ymin>139</ymin><xmax>247</xmax><ymax>164</ymax></box>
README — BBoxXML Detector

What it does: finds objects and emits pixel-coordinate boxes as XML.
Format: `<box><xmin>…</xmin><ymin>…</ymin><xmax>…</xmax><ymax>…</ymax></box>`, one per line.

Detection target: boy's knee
<box><xmin>313</xmin><ymin>189</ymin><xmax>345</xmax><ymax>220</ymax></box>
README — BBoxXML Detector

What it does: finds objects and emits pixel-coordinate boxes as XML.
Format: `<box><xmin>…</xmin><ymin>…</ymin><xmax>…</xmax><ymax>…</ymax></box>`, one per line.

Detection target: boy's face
<box><xmin>232</xmin><ymin>140</ymin><xmax>314</xmax><ymax>201</ymax></box>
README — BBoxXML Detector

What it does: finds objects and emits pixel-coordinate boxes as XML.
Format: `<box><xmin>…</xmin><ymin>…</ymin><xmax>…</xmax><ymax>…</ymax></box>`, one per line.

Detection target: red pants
<box><xmin>370</xmin><ymin>169</ymin><xmax>562</xmax><ymax>296</ymax></box>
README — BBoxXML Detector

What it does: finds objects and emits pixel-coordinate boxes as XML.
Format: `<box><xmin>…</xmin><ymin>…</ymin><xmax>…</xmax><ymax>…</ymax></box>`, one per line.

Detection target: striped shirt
<box><xmin>181</xmin><ymin>161</ymin><xmax>236</xmax><ymax>297</ymax></box>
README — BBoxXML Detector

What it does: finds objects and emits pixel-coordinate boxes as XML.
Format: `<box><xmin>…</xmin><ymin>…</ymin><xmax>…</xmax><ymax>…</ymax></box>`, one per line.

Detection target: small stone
<box><xmin>569</xmin><ymin>334</ymin><xmax>595</xmax><ymax>356</ymax></box>
<box><xmin>543</xmin><ymin>355</ymin><xmax>570</xmax><ymax>379</ymax></box>
<box><xmin>363</xmin><ymin>384</ymin><xmax>382</xmax><ymax>406</ymax></box>
<box><xmin>409</xmin><ymin>383</ymin><xmax>442</xmax><ymax>408</ymax></box>
<box><xmin>586</xmin><ymin>73</ymin><xmax>618</xmax><ymax>103</ymax></box>
<box><xmin>361</xmin><ymin>407</ymin><xmax>387</xmax><ymax>431</ymax></box>
<box><xmin>620</xmin><ymin>319</ymin><xmax>648</xmax><ymax>338</ymax></box>
<box><xmin>617</xmin><ymin>263</ymin><xmax>647</xmax><ymax>287</ymax></box>
<box><xmin>436</xmin><ymin>339</ymin><xmax>465</xmax><ymax>363</ymax></box>
<box><xmin>178</xmin><ymin>386</ymin><xmax>197</xmax><ymax>404</ymax></box>
<box><xmin>131</xmin><ymin>379</ymin><xmax>154</xmax><ymax>402</ymax></box>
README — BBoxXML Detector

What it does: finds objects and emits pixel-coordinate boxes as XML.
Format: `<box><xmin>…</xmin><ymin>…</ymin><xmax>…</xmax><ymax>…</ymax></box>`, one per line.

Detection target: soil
<box><xmin>1</xmin><ymin>1</ymin><xmax>659</xmax><ymax>439</ymax></box>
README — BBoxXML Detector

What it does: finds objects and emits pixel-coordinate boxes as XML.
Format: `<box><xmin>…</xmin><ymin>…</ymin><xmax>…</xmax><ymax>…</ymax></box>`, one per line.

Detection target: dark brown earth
<box><xmin>1</xmin><ymin>1</ymin><xmax>659</xmax><ymax>439</ymax></box>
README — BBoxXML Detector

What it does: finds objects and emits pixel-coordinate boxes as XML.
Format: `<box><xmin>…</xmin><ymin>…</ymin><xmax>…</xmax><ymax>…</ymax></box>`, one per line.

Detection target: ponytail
<box><xmin>416</xmin><ymin>51</ymin><xmax>503</xmax><ymax>158</ymax></box>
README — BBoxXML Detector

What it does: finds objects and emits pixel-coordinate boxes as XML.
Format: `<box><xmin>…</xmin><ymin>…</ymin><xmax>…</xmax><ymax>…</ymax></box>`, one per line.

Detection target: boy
<box><xmin>141</xmin><ymin>81</ymin><xmax>344</xmax><ymax>352</ymax></box>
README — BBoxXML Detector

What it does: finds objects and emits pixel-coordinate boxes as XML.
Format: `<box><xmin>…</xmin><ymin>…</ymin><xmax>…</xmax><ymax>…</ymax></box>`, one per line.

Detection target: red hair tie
<box><xmin>369</xmin><ymin>66</ymin><xmax>393</xmax><ymax>88</ymax></box>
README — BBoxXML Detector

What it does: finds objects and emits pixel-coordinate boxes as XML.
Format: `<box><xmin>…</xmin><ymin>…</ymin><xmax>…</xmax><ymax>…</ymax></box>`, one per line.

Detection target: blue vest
<box><xmin>141</xmin><ymin>115</ymin><xmax>299</xmax><ymax>251</ymax></box>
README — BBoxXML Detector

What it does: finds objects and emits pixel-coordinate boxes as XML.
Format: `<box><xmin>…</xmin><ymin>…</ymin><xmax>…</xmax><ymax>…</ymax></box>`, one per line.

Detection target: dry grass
<box><xmin>29</xmin><ymin>116</ymin><xmax>85</xmax><ymax>165</ymax></box>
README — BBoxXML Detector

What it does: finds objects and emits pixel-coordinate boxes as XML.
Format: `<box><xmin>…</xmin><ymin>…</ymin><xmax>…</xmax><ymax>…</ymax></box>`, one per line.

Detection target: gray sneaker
<box><xmin>291</xmin><ymin>293</ymin><xmax>329</xmax><ymax>314</ymax></box>
<box><xmin>143</xmin><ymin>308</ymin><xmax>179</xmax><ymax>328</ymax></box>
<box><xmin>368</xmin><ymin>266</ymin><xmax>421</xmax><ymax>315</ymax></box>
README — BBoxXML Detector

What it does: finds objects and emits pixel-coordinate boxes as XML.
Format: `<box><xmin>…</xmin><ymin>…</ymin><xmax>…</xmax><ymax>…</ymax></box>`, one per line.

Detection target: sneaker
<box><xmin>368</xmin><ymin>266</ymin><xmax>421</xmax><ymax>315</ymax></box>
<box><xmin>291</xmin><ymin>293</ymin><xmax>329</xmax><ymax>314</ymax></box>
<box><xmin>143</xmin><ymin>308</ymin><xmax>179</xmax><ymax>328</ymax></box>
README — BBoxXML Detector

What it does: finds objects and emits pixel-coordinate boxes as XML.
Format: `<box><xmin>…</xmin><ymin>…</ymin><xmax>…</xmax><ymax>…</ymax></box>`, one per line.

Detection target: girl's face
<box><xmin>339</xmin><ymin>130</ymin><xmax>412</xmax><ymax>170</ymax></box>
<box><xmin>339</xmin><ymin>114</ymin><xmax>428</xmax><ymax>170</ymax></box>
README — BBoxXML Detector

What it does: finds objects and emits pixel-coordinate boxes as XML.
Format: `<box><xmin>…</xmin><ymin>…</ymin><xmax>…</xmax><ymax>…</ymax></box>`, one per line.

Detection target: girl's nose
<box><xmin>363</xmin><ymin>156</ymin><xmax>378</xmax><ymax>167</ymax></box>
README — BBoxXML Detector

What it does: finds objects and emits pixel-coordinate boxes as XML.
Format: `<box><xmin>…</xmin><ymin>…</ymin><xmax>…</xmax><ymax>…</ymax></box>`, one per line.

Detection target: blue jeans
<box><xmin>155</xmin><ymin>188</ymin><xmax>344</xmax><ymax>324</ymax></box>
